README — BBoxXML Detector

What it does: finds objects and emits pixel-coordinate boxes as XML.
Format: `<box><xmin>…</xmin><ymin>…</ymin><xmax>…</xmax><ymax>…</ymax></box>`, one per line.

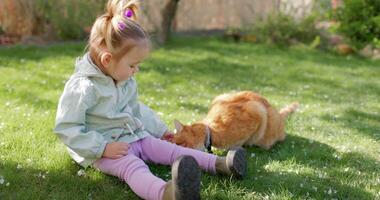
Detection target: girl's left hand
<box><xmin>161</xmin><ymin>131</ymin><xmax>174</xmax><ymax>142</ymax></box>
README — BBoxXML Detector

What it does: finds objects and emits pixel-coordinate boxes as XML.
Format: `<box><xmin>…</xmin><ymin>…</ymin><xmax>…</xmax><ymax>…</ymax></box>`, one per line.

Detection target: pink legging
<box><xmin>93</xmin><ymin>136</ymin><xmax>217</xmax><ymax>200</ymax></box>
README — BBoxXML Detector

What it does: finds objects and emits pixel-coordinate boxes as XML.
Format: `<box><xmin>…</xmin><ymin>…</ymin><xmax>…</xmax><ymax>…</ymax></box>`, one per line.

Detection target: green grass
<box><xmin>0</xmin><ymin>37</ymin><xmax>379</xmax><ymax>199</ymax></box>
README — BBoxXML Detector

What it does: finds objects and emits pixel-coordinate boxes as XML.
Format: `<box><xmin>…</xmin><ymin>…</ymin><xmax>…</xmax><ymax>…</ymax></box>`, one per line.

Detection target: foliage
<box><xmin>334</xmin><ymin>0</ymin><xmax>380</xmax><ymax>48</ymax></box>
<box><xmin>373</xmin><ymin>38</ymin><xmax>380</xmax><ymax>49</ymax></box>
<box><xmin>250</xmin><ymin>13</ymin><xmax>319</xmax><ymax>47</ymax></box>
<box><xmin>35</xmin><ymin>0</ymin><xmax>107</xmax><ymax>40</ymax></box>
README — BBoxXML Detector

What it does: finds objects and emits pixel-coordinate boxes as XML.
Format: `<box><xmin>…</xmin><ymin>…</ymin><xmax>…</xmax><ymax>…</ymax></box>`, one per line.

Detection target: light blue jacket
<box><xmin>54</xmin><ymin>53</ymin><xmax>168</xmax><ymax>167</ymax></box>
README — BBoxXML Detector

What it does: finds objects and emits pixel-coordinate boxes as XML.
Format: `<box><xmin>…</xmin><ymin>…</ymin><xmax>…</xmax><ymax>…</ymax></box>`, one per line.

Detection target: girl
<box><xmin>54</xmin><ymin>0</ymin><xmax>247</xmax><ymax>199</ymax></box>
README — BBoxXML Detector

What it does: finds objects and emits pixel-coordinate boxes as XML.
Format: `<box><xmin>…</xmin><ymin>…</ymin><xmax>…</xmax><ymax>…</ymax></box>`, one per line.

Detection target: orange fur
<box><xmin>172</xmin><ymin>91</ymin><xmax>299</xmax><ymax>151</ymax></box>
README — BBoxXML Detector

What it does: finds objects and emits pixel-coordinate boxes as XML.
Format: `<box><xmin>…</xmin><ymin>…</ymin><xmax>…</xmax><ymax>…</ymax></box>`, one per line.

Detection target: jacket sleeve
<box><xmin>129</xmin><ymin>79</ymin><xmax>168</xmax><ymax>138</ymax></box>
<box><xmin>54</xmin><ymin>77</ymin><xmax>107</xmax><ymax>159</ymax></box>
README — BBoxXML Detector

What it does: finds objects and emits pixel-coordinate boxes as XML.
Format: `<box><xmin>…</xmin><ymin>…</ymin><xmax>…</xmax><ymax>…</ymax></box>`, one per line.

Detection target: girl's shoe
<box><xmin>163</xmin><ymin>155</ymin><xmax>201</xmax><ymax>200</ymax></box>
<box><xmin>216</xmin><ymin>147</ymin><xmax>247</xmax><ymax>179</ymax></box>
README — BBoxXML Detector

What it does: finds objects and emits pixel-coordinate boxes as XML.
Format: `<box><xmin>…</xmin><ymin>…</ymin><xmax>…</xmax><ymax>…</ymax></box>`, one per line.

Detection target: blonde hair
<box><xmin>88</xmin><ymin>0</ymin><xmax>149</xmax><ymax>61</ymax></box>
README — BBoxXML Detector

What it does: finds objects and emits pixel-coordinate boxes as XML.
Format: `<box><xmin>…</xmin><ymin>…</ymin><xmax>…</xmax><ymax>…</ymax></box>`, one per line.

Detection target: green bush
<box><xmin>250</xmin><ymin>13</ymin><xmax>319</xmax><ymax>47</ymax></box>
<box><xmin>35</xmin><ymin>0</ymin><xmax>107</xmax><ymax>40</ymax></box>
<box><xmin>335</xmin><ymin>0</ymin><xmax>380</xmax><ymax>48</ymax></box>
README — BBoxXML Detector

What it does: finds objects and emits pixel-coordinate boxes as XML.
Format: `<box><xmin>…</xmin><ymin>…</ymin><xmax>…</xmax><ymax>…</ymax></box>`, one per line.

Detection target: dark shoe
<box><xmin>216</xmin><ymin>147</ymin><xmax>247</xmax><ymax>179</ymax></box>
<box><xmin>163</xmin><ymin>155</ymin><xmax>201</xmax><ymax>200</ymax></box>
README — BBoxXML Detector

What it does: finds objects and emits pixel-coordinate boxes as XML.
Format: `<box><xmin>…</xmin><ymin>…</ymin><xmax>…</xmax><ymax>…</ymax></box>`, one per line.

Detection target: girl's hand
<box><xmin>161</xmin><ymin>131</ymin><xmax>174</xmax><ymax>142</ymax></box>
<box><xmin>102</xmin><ymin>142</ymin><xmax>129</xmax><ymax>159</ymax></box>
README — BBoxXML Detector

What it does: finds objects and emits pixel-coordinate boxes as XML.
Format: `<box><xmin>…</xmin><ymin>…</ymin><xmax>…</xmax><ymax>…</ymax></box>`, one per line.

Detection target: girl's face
<box><xmin>106</xmin><ymin>43</ymin><xmax>149</xmax><ymax>82</ymax></box>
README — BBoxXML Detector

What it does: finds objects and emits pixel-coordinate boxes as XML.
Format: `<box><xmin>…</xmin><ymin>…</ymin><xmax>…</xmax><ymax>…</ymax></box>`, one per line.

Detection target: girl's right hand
<box><xmin>102</xmin><ymin>142</ymin><xmax>130</xmax><ymax>159</ymax></box>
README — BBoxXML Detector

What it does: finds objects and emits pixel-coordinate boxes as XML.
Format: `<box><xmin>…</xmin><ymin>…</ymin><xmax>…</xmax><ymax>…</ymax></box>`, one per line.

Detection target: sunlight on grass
<box><xmin>0</xmin><ymin>37</ymin><xmax>379</xmax><ymax>199</ymax></box>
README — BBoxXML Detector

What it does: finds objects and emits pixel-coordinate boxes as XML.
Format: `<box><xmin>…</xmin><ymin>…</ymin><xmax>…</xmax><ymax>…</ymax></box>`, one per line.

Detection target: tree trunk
<box><xmin>158</xmin><ymin>0</ymin><xmax>180</xmax><ymax>45</ymax></box>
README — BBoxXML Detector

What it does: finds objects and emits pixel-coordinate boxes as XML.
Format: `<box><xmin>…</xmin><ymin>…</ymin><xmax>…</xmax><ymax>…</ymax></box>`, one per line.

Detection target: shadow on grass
<box><xmin>165</xmin><ymin>37</ymin><xmax>380</xmax><ymax>69</ymax></box>
<box><xmin>322</xmin><ymin>109</ymin><xmax>380</xmax><ymax>141</ymax></box>
<box><xmin>1</xmin><ymin>37</ymin><xmax>379</xmax><ymax>199</ymax></box>
<box><xmin>1</xmin><ymin>134</ymin><xmax>378</xmax><ymax>199</ymax></box>
<box><xmin>145</xmin><ymin>37</ymin><xmax>380</xmax><ymax>105</ymax></box>
<box><xmin>0</xmin><ymin>42</ymin><xmax>85</xmax><ymax>67</ymax></box>
<box><xmin>0</xmin><ymin>159</ymin><xmax>140</xmax><ymax>199</ymax></box>
<box><xmin>2</xmin><ymin>36</ymin><xmax>379</xmax><ymax>112</ymax></box>
<box><xmin>203</xmin><ymin>134</ymin><xmax>378</xmax><ymax>199</ymax></box>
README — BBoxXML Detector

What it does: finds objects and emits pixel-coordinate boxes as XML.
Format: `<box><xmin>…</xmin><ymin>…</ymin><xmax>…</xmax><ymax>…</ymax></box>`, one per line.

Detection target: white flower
<box><xmin>6</xmin><ymin>182</ymin><xmax>9</xmax><ymax>186</ymax></box>
<box><xmin>0</xmin><ymin>177</ymin><xmax>4</xmax><ymax>184</ymax></box>
<box><xmin>250</xmin><ymin>153</ymin><xmax>256</xmax><ymax>158</ymax></box>
<box><xmin>77</xmin><ymin>169</ymin><xmax>86</xmax><ymax>176</ymax></box>
<box><xmin>17</xmin><ymin>164</ymin><xmax>22</xmax><ymax>169</ymax></box>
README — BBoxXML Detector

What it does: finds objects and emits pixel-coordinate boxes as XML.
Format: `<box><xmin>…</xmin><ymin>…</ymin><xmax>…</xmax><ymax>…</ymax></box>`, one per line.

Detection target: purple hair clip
<box><xmin>119</xmin><ymin>8</ymin><xmax>133</xmax><ymax>30</ymax></box>
<box><xmin>124</xmin><ymin>8</ymin><xmax>133</xmax><ymax>18</ymax></box>
<box><xmin>118</xmin><ymin>22</ymin><xmax>126</xmax><ymax>30</ymax></box>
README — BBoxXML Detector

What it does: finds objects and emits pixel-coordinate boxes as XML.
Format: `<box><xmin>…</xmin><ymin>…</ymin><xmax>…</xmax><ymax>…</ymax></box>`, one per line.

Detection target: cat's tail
<box><xmin>279</xmin><ymin>102</ymin><xmax>299</xmax><ymax>118</ymax></box>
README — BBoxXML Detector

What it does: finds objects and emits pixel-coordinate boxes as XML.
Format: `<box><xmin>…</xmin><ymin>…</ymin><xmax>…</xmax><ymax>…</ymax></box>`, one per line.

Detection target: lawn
<box><xmin>0</xmin><ymin>37</ymin><xmax>379</xmax><ymax>199</ymax></box>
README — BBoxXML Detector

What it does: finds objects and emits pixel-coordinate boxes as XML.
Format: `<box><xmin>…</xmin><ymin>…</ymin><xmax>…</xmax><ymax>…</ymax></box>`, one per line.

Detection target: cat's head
<box><xmin>171</xmin><ymin>120</ymin><xmax>208</xmax><ymax>151</ymax></box>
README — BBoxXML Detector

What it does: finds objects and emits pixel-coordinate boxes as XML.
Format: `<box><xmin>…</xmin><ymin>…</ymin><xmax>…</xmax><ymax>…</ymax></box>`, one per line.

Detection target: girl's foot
<box><xmin>163</xmin><ymin>155</ymin><xmax>201</xmax><ymax>200</ymax></box>
<box><xmin>216</xmin><ymin>147</ymin><xmax>247</xmax><ymax>179</ymax></box>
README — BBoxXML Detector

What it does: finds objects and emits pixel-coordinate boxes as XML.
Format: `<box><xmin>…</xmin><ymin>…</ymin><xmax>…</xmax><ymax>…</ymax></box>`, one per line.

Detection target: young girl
<box><xmin>54</xmin><ymin>0</ymin><xmax>247</xmax><ymax>199</ymax></box>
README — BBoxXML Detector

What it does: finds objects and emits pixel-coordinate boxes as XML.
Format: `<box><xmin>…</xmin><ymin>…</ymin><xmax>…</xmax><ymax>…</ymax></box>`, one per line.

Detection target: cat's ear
<box><xmin>174</xmin><ymin>120</ymin><xmax>184</xmax><ymax>133</ymax></box>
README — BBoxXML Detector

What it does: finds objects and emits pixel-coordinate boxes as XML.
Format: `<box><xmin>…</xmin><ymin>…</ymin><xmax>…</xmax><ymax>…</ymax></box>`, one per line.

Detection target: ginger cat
<box><xmin>171</xmin><ymin>91</ymin><xmax>299</xmax><ymax>151</ymax></box>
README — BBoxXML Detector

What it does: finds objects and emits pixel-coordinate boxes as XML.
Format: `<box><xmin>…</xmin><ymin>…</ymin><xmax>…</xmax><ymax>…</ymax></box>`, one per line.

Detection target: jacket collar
<box><xmin>74</xmin><ymin>52</ymin><xmax>107</xmax><ymax>78</ymax></box>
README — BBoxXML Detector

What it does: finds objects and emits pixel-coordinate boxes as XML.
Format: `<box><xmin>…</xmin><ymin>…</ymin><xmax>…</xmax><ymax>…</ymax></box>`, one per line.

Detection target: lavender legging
<box><xmin>93</xmin><ymin>136</ymin><xmax>217</xmax><ymax>200</ymax></box>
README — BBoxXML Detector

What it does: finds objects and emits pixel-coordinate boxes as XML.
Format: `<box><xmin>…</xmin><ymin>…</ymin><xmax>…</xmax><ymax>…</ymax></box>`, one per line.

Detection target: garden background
<box><xmin>0</xmin><ymin>0</ymin><xmax>379</xmax><ymax>199</ymax></box>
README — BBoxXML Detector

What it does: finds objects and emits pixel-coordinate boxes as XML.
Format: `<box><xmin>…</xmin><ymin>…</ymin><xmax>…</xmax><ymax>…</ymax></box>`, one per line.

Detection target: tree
<box><xmin>157</xmin><ymin>0</ymin><xmax>180</xmax><ymax>44</ymax></box>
